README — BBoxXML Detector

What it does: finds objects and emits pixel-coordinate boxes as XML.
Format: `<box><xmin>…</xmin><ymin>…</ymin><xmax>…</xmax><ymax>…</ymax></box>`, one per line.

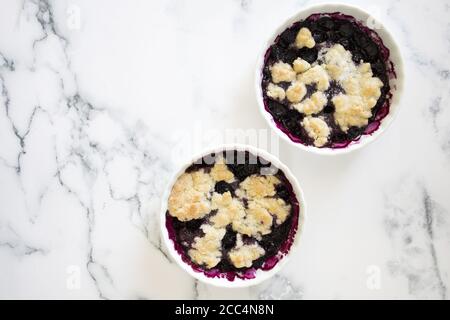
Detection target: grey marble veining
<box><xmin>0</xmin><ymin>0</ymin><xmax>449</xmax><ymax>299</ymax></box>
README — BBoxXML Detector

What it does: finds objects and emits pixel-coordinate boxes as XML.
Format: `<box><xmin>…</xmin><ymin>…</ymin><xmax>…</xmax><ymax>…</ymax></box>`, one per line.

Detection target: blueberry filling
<box><xmin>165</xmin><ymin>151</ymin><xmax>300</xmax><ymax>280</ymax></box>
<box><xmin>214</xmin><ymin>181</ymin><xmax>234</xmax><ymax>194</ymax></box>
<box><xmin>275</xmin><ymin>184</ymin><xmax>291</xmax><ymax>203</ymax></box>
<box><xmin>262</xmin><ymin>12</ymin><xmax>396</xmax><ymax>148</ymax></box>
<box><xmin>221</xmin><ymin>225</ymin><xmax>237</xmax><ymax>250</ymax></box>
<box><xmin>174</xmin><ymin>218</ymin><xmax>206</xmax><ymax>248</ymax></box>
<box><xmin>226</xmin><ymin>150</ymin><xmax>272</xmax><ymax>180</ymax></box>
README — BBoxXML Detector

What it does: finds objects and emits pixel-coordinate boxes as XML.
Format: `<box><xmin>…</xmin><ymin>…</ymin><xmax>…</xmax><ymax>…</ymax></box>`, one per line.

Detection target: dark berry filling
<box><xmin>261</xmin><ymin>12</ymin><xmax>396</xmax><ymax>148</ymax></box>
<box><xmin>214</xmin><ymin>181</ymin><xmax>234</xmax><ymax>194</ymax></box>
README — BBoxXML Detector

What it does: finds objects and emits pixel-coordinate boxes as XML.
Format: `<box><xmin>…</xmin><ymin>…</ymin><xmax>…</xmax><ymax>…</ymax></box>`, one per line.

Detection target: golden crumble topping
<box><xmin>256</xmin><ymin>197</ymin><xmax>291</xmax><ymax>225</ymax></box>
<box><xmin>232</xmin><ymin>200</ymin><xmax>273</xmax><ymax>237</ymax></box>
<box><xmin>191</xmin><ymin>170</ymin><xmax>215</xmax><ymax>193</ymax></box>
<box><xmin>266</xmin><ymin>83</ymin><xmax>286</xmax><ymax>101</ymax></box>
<box><xmin>295</xmin><ymin>27</ymin><xmax>315</xmax><ymax>49</ymax></box>
<box><xmin>332</xmin><ymin>94</ymin><xmax>372</xmax><ymax>131</ymax></box>
<box><xmin>293</xmin><ymin>91</ymin><xmax>327</xmax><ymax>115</ymax></box>
<box><xmin>270</xmin><ymin>61</ymin><xmax>296</xmax><ymax>83</ymax></box>
<box><xmin>286</xmin><ymin>81</ymin><xmax>307</xmax><ymax>103</ymax></box>
<box><xmin>297</xmin><ymin>65</ymin><xmax>330</xmax><ymax>91</ymax></box>
<box><xmin>301</xmin><ymin>116</ymin><xmax>330</xmax><ymax>147</ymax></box>
<box><xmin>210</xmin><ymin>192</ymin><xmax>245</xmax><ymax>228</ymax></box>
<box><xmin>210</xmin><ymin>157</ymin><xmax>234</xmax><ymax>182</ymax></box>
<box><xmin>323</xmin><ymin>44</ymin><xmax>353</xmax><ymax>81</ymax></box>
<box><xmin>293</xmin><ymin>58</ymin><xmax>311</xmax><ymax>73</ymax></box>
<box><xmin>168</xmin><ymin>171</ymin><xmax>213</xmax><ymax>221</ymax></box>
<box><xmin>229</xmin><ymin>237</ymin><xmax>265</xmax><ymax>268</ymax></box>
<box><xmin>239</xmin><ymin>175</ymin><xmax>280</xmax><ymax>198</ymax></box>
<box><xmin>318</xmin><ymin>44</ymin><xmax>384</xmax><ymax>132</ymax></box>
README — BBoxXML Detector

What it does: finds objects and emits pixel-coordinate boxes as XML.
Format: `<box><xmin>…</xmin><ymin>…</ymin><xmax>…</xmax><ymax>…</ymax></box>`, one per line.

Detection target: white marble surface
<box><xmin>0</xmin><ymin>0</ymin><xmax>449</xmax><ymax>300</ymax></box>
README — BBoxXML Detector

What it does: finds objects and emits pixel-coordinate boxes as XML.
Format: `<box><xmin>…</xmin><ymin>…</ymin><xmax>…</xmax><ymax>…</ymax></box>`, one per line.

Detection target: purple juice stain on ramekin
<box><xmin>261</xmin><ymin>12</ymin><xmax>397</xmax><ymax>149</ymax></box>
<box><xmin>165</xmin><ymin>168</ymin><xmax>300</xmax><ymax>282</ymax></box>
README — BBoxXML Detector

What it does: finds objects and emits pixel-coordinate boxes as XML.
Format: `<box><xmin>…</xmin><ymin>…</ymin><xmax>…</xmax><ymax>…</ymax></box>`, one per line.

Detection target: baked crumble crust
<box><xmin>295</xmin><ymin>27</ymin><xmax>315</xmax><ymax>49</ymax></box>
<box><xmin>168</xmin><ymin>170</ymin><xmax>213</xmax><ymax>221</ymax></box>
<box><xmin>239</xmin><ymin>174</ymin><xmax>280</xmax><ymax>199</ymax></box>
<box><xmin>229</xmin><ymin>235</ymin><xmax>265</xmax><ymax>268</ymax></box>
<box><xmin>188</xmin><ymin>224</ymin><xmax>226</xmax><ymax>269</ymax></box>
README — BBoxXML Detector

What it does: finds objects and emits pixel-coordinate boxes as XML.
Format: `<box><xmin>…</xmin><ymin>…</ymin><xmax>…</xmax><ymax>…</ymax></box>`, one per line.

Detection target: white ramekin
<box><xmin>159</xmin><ymin>144</ymin><xmax>307</xmax><ymax>288</ymax></box>
<box><xmin>255</xmin><ymin>3</ymin><xmax>405</xmax><ymax>155</ymax></box>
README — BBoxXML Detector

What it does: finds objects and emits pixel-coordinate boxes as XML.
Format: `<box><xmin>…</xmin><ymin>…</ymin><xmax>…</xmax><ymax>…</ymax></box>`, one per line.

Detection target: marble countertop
<box><xmin>1</xmin><ymin>0</ymin><xmax>449</xmax><ymax>300</ymax></box>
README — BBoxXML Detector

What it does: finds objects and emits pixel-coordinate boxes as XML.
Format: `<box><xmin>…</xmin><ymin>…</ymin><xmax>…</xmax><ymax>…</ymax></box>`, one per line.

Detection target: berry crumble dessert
<box><xmin>261</xmin><ymin>13</ymin><xmax>396</xmax><ymax>148</ymax></box>
<box><xmin>165</xmin><ymin>150</ymin><xmax>300</xmax><ymax>281</ymax></box>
